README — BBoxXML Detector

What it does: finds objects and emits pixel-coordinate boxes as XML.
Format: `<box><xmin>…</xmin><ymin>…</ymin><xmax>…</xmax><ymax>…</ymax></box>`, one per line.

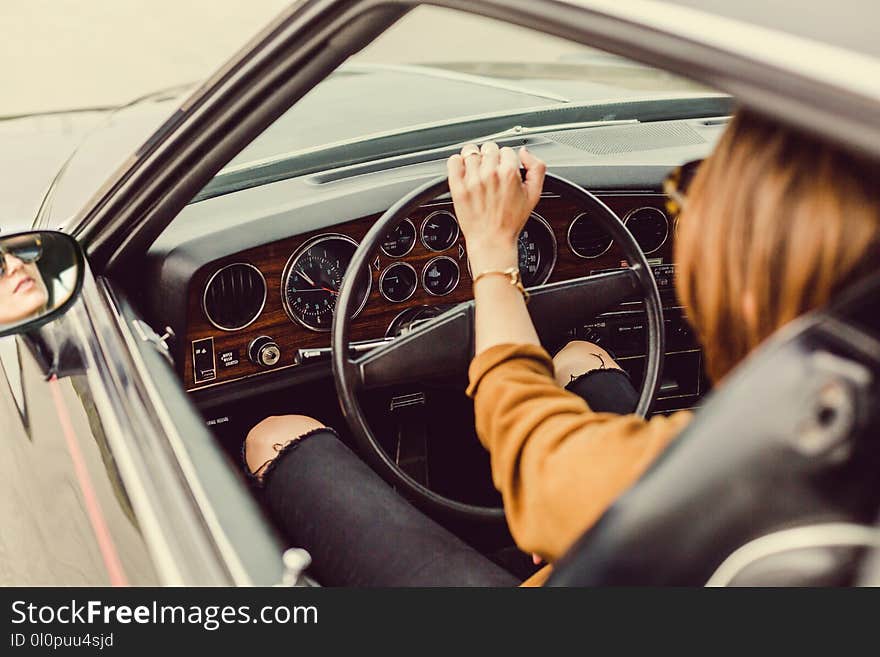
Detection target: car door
<box><xmin>0</xmin><ymin>239</ymin><xmax>287</xmax><ymax>585</ymax></box>
<box><xmin>0</xmin><ymin>262</ymin><xmax>163</xmax><ymax>585</ymax></box>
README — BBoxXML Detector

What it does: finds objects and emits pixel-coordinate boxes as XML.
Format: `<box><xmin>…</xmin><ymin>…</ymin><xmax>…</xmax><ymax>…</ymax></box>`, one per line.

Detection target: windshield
<box><xmin>205</xmin><ymin>6</ymin><xmax>721</xmax><ymax>199</ymax></box>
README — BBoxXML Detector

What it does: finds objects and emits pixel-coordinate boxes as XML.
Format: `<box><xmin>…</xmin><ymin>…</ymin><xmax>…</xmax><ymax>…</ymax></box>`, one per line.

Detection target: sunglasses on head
<box><xmin>663</xmin><ymin>159</ymin><xmax>702</xmax><ymax>221</ymax></box>
<box><xmin>0</xmin><ymin>236</ymin><xmax>43</xmax><ymax>277</ymax></box>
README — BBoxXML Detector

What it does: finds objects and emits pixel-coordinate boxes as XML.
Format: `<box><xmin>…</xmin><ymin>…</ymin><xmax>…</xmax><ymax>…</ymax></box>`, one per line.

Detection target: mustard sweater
<box><xmin>466</xmin><ymin>344</ymin><xmax>692</xmax><ymax>586</ymax></box>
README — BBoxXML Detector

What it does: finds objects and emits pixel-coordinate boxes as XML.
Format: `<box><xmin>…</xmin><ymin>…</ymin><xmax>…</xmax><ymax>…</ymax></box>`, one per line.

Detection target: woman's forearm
<box><xmin>473</xmin><ymin>274</ymin><xmax>540</xmax><ymax>355</ymax></box>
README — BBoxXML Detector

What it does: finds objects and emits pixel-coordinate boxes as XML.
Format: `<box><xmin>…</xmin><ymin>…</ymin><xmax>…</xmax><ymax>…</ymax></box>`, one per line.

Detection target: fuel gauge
<box><xmin>380</xmin><ymin>262</ymin><xmax>418</xmax><ymax>302</ymax></box>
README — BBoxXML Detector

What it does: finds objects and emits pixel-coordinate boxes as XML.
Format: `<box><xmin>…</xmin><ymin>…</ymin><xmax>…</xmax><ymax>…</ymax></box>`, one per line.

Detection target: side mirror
<box><xmin>0</xmin><ymin>231</ymin><xmax>85</xmax><ymax>338</ymax></box>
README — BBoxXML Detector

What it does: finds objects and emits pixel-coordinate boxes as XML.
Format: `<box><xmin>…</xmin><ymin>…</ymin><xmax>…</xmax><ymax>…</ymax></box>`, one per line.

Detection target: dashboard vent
<box><xmin>202</xmin><ymin>263</ymin><xmax>266</xmax><ymax>331</ymax></box>
<box><xmin>546</xmin><ymin>123</ymin><xmax>705</xmax><ymax>155</ymax></box>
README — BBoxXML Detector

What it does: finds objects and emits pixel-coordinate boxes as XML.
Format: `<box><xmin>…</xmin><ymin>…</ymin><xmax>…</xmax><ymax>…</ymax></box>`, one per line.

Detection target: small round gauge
<box><xmin>380</xmin><ymin>218</ymin><xmax>417</xmax><ymax>258</ymax></box>
<box><xmin>623</xmin><ymin>207</ymin><xmax>669</xmax><ymax>255</ymax></box>
<box><xmin>421</xmin><ymin>211</ymin><xmax>459</xmax><ymax>251</ymax></box>
<box><xmin>281</xmin><ymin>234</ymin><xmax>371</xmax><ymax>332</ymax></box>
<box><xmin>568</xmin><ymin>212</ymin><xmax>613</xmax><ymax>259</ymax></box>
<box><xmin>422</xmin><ymin>256</ymin><xmax>460</xmax><ymax>296</ymax></box>
<box><xmin>379</xmin><ymin>262</ymin><xmax>418</xmax><ymax>303</ymax></box>
<box><xmin>518</xmin><ymin>213</ymin><xmax>557</xmax><ymax>287</ymax></box>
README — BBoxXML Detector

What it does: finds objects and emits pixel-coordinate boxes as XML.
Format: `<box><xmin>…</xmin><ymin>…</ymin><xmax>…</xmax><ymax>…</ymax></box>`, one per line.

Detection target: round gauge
<box><xmin>623</xmin><ymin>207</ymin><xmax>669</xmax><ymax>255</ymax></box>
<box><xmin>379</xmin><ymin>262</ymin><xmax>418</xmax><ymax>303</ymax></box>
<box><xmin>568</xmin><ymin>212</ymin><xmax>613</xmax><ymax>259</ymax></box>
<box><xmin>380</xmin><ymin>218</ymin><xmax>417</xmax><ymax>258</ymax></box>
<box><xmin>421</xmin><ymin>211</ymin><xmax>459</xmax><ymax>251</ymax></box>
<box><xmin>281</xmin><ymin>234</ymin><xmax>371</xmax><ymax>332</ymax></box>
<box><xmin>422</xmin><ymin>256</ymin><xmax>460</xmax><ymax>296</ymax></box>
<box><xmin>518</xmin><ymin>213</ymin><xmax>557</xmax><ymax>287</ymax></box>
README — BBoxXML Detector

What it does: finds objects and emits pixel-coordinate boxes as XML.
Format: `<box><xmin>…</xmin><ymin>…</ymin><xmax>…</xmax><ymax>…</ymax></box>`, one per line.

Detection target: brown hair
<box><xmin>674</xmin><ymin>109</ymin><xmax>880</xmax><ymax>382</ymax></box>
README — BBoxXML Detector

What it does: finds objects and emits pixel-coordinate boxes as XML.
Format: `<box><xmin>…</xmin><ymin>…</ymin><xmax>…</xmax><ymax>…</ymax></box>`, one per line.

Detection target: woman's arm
<box><xmin>447</xmin><ymin>141</ymin><xmax>544</xmax><ymax>353</ymax></box>
<box><xmin>449</xmin><ymin>142</ymin><xmax>691</xmax><ymax>563</ymax></box>
<box><xmin>466</xmin><ymin>345</ymin><xmax>690</xmax><ymax>563</ymax></box>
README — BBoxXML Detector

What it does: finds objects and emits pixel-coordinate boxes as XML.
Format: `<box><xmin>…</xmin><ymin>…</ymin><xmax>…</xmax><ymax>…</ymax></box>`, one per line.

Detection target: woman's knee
<box><xmin>552</xmin><ymin>340</ymin><xmax>619</xmax><ymax>387</ymax></box>
<box><xmin>245</xmin><ymin>415</ymin><xmax>327</xmax><ymax>478</ymax></box>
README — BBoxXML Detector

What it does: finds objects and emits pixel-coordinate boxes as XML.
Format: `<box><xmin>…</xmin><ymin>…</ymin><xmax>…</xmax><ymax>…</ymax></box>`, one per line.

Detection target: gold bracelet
<box><xmin>472</xmin><ymin>266</ymin><xmax>530</xmax><ymax>302</ymax></box>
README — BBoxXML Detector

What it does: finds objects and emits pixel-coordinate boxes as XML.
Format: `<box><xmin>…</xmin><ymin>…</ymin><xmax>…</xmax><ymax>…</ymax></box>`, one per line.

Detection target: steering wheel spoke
<box><xmin>353</xmin><ymin>303</ymin><xmax>474</xmax><ymax>390</ymax></box>
<box><xmin>527</xmin><ymin>268</ymin><xmax>640</xmax><ymax>338</ymax></box>
<box><xmin>352</xmin><ymin>268</ymin><xmax>639</xmax><ymax>390</ymax></box>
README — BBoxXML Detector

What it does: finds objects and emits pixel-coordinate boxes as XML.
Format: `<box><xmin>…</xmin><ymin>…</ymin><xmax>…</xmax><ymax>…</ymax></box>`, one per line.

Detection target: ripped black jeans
<box><xmin>253</xmin><ymin>368</ymin><xmax>638</xmax><ymax>586</ymax></box>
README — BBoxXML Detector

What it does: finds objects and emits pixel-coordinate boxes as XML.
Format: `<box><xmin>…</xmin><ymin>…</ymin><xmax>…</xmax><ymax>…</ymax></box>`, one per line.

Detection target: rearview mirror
<box><xmin>0</xmin><ymin>231</ymin><xmax>85</xmax><ymax>338</ymax></box>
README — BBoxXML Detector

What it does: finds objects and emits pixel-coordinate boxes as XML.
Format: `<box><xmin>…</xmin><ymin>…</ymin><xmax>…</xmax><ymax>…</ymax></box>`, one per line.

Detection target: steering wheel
<box><xmin>332</xmin><ymin>173</ymin><xmax>665</xmax><ymax>521</ymax></box>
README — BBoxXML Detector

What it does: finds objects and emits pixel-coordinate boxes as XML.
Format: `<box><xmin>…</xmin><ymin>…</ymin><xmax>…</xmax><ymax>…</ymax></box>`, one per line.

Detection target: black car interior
<box><xmin>127</xmin><ymin>94</ymin><xmax>880</xmax><ymax>585</ymax></box>
<box><xmin>132</xmin><ymin>114</ymin><xmax>723</xmax><ymax>577</ymax></box>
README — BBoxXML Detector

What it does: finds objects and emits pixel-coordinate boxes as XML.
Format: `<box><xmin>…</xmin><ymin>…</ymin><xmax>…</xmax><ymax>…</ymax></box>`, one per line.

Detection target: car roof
<box><xmin>560</xmin><ymin>0</ymin><xmax>880</xmax><ymax>98</ymax></box>
<box><xmin>665</xmin><ymin>0</ymin><xmax>879</xmax><ymax>61</ymax></box>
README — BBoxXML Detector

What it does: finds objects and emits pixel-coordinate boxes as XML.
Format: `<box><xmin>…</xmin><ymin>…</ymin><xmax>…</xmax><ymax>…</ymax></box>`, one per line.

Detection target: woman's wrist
<box><xmin>468</xmin><ymin>245</ymin><xmax>518</xmax><ymax>275</ymax></box>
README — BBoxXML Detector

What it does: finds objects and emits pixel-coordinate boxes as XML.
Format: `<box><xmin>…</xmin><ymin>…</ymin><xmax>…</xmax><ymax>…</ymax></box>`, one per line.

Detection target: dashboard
<box><xmin>141</xmin><ymin>117</ymin><xmax>725</xmax><ymax>413</ymax></box>
<box><xmin>179</xmin><ymin>191</ymin><xmax>701</xmax><ymax>410</ymax></box>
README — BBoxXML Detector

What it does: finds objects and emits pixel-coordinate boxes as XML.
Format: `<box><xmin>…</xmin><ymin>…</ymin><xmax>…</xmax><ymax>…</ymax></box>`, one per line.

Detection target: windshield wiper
<box><xmin>470</xmin><ymin>119</ymin><xmax>637</xmax><ymax>143</ymax></box>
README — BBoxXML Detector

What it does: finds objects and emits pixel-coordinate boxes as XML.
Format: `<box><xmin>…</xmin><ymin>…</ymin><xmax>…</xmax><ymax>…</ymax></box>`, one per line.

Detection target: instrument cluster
<box><xmin>188</xmin><ymin>194</ymin><xmax>673</xmax><ymax>389</ymax></box>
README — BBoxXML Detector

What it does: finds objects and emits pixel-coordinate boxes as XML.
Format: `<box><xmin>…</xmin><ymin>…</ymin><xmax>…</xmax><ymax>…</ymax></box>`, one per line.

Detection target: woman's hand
<box><xmin>447</xmin><ymin>142</ymin><xmax>546</xmax><ymax>274</ymax></box>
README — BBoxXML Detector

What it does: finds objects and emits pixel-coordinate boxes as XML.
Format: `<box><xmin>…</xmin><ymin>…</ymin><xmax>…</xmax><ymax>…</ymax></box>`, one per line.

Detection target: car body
<box><xmin>2</xmin><ymin>0</ymin><xmax>879</xmax><ymax>586</ymax></box>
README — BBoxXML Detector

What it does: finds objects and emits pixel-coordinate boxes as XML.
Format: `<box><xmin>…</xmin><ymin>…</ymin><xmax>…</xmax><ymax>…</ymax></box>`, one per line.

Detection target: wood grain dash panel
<box><xmin>182</xmin><ymin>193</ymin><xmax>673</xmax><ymax>390</ymax></box>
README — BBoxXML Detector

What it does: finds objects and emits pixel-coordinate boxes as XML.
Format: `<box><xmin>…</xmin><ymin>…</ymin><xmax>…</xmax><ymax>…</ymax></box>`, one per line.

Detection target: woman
<box><xmin>244</xmin><ymin>109</ymin><xmax>880</xmax><ymax>586</ymax></box>
<box><xmin>0</xmin><ymin>236</ymin><xmax>50</xmax><ymax>327</ymax></box>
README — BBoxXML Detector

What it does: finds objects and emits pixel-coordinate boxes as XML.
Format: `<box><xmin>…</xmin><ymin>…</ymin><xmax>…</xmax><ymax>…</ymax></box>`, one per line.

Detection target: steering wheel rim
<box><xmin>333</xmin><ymin>172</ymin><xmax>665</xmax><ymax>521</ymax></box>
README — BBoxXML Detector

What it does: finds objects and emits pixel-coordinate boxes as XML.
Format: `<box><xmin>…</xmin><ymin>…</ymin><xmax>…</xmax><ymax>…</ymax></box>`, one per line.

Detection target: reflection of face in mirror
<box><xmin>0</xmin><ymin>237</ymin><xmax>49</xmax><ymax>325</ymax></box>
<box><xmin>0</xmin><ymin>232</ymin><xmax>80</xmax><ymax>332</ymax></box>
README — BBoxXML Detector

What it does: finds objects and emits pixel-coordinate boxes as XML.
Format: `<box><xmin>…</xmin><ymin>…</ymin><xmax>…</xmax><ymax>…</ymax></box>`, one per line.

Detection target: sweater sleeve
<box><xmin>467</xmin><ymin>343</ymin><xmax>691</xmax><ymax>563</ymax></box>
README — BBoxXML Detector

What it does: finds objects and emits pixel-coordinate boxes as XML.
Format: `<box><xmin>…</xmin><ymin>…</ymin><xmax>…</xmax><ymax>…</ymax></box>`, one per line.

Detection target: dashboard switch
<box><xmin>248</xmin><ymin>336</ymin><xmax>281</xmax><ymax>367</ymax></box>
<box><xmin>192</xmin><ymin>337</ymin><xmax>216</xmax><ymax>383</ymax></box>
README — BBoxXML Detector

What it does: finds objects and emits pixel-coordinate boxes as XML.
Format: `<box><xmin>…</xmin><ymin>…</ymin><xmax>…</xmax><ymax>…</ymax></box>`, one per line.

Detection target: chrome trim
<box><xmin>523</xmin><ymin>211</ymin><xmax>557</xmax><ymax>285</ymax></box>
<box><xmin>379</xmin><ymin>261</ymin><xmax>418</xmax><ymax>303</ymax></box>
<box><xmin>623</xmin><ymin>206</ymin><xmax>669</xmax><ymax>255</ymax></box>
<box><xmin>422</xmin><ymin>256</ymin><xmax>461</xmax><ymax>297</ymax></box>
<box><xmin>280</xmin><ymin>233</ymin><xmax>371</xmax><ymax>332</ymax></box>
<box><xmin>567</xmin><ymin>211</ymin><xmax>614</xmax><ymax>259</ymax></box>
<box><xmin>706</xmin><ymin>523</ymin><xmax>880</xmax><ymax>587</ymax></box>
<box><xmin>420</xmin><ymin>211</ymin><xmax>460</xmax><ymax>252</ymax></box>
<box><xmin>188</xmin><ymin>361</ymin><xmax>300</xmax><ymax>392</ymax></box>
<box><xmin>98</xmin><ymin>279</ymin><xmax>249</xmax><ymax>584</ymax></box>
<box><xmin>202</xmin><ymin>262</ymin><xmax>267</xmax><ymax>332</ymax></box>
<box><xmin>380</xmin><ymin>218</ymin><xmax>417</xmax><ymax>258</ymax></box>
<box><xmin>296</xmin><ymin>337</ymin><xmax>394</xmax><ymax>365</ymax></box>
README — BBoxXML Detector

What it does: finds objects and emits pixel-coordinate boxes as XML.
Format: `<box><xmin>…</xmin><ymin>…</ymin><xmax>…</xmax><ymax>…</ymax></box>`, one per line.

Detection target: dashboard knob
<box><xmin>248</xmin><ymin>336</ymin><xmax>281</xmax><ymax>367</ymax></box>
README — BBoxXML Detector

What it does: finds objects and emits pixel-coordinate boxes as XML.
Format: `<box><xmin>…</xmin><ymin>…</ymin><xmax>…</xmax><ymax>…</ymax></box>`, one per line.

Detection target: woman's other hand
<box><xmin>447</xmin><ymin>142</ymin><xmax>547</xmax><ymax>274</ymax></box>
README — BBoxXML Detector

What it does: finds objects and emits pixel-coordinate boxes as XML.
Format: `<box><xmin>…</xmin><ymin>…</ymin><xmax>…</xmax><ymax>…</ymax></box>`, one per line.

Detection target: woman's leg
<box><xmin>552</xmin><ymin>340</ymin><xmax>639</xmax><ymax>414</ymax></box>
<box><xmin>245</xmin><ymin>416</ymin><xmax>518</xmax><ymax>587</ymax></box>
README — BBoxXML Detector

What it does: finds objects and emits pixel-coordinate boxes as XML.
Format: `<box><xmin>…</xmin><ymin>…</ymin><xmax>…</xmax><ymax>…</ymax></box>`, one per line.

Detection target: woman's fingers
<box><xmin>499</xmin><ymin>146</ymin><xmax>520</xmax><ymax>179</ymax></box>
<box><xmin>447</xmin><ymin>154</ymin><xmax>466</xmax><ymax>197</ymax></box>
<box><xmin>520</xmin><ymin>146</ymin><xmax>547</xmax><ymax>206</ymax></box>
<box><xmin>460</xmin><ymin>143</ymin><xmax>480</xmax><ymax>158</ymax></box>
<box><xmin>479</xmin><ymin>141</ymin><xmax>501</xmax><ymax>175</ymax></box>
<box><xmin>461</xmin><ymin>143</ymin><xmax>482</xmax><ymax>187</ymax></box>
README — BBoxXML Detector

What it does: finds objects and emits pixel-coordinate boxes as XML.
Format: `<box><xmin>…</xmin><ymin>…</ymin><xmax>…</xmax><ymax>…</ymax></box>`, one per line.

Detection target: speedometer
<box><xmin>517</xmin><ymin>213</ymin><xmax>557</xmax><ymax>287</ymax></box>
<box><xmin>281</xmin><ymin>234</ymin><xmax>371</xmax><ymax>332</ymax></box>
